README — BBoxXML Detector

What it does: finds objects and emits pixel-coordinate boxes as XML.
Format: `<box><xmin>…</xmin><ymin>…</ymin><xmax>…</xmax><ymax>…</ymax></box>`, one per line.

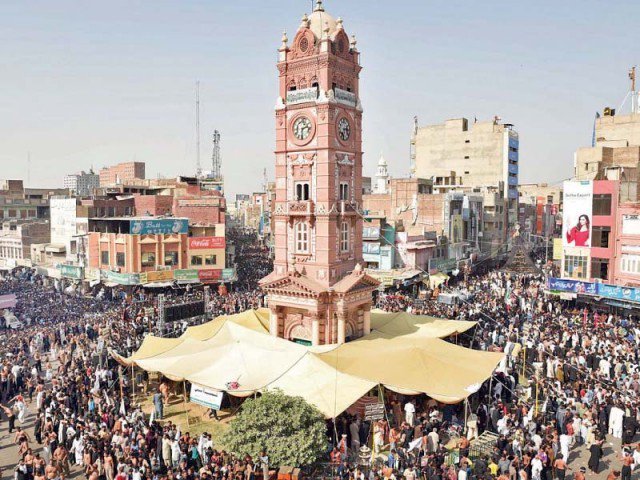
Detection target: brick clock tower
<box><xmin>260</xmin><ymin>0</ymin><xmax>379</xmax><ymax>346</ymax></box>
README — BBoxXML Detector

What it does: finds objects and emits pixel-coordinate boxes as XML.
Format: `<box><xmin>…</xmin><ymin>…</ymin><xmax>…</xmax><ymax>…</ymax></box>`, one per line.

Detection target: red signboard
<box><xmin>189</xmin><ymin>237</ymin><xmax>225</xmax><ymax>249</ymax></box>
<box><xmin>198</xmin><ymin>269</ymin><xmax>222</xmax><ymax>281</ymax></box>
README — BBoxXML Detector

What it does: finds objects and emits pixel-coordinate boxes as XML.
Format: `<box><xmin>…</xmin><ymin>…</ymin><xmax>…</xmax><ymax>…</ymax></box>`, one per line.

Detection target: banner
<box><xmin>222</xmin><ymin>268</ymin><xmax>236</xmax><ymax>281</ymax></box>
<box><xmin>174</xmin><ymin>269</ymin><xmax>200</xmax><ymax>282</ymax></box>
<box><xmin>188</xmin><ymin>237</ymin><xmax>225</xmax><ymax>249</ymax></box>
<box><xmin>189</xmin><ymin>384</ymin><xmax>223</xmax><ymax>410</ymax></box>
<box><xmin>562</xmin><ymin>181</ymin><xmax>592</xmax><ymax>247</ymax></box>
<box><xmin>597</xmin><ymin>283</ymin><xmax>640</xmax><ymax>303</ymax></box>
<box><xmin>546</xmin><ymin>277</ymin><xmax>597</xmax><ymax>295</ymax></box>
<box><xmin>59</xmin><ymin>264</ymin><xmax>83</xmax><ymax>280</ymax></box>
<box><xmin>0</xmin><ymin>294</ymin><xmax>17</xmax><ymax>309</ymax></box>
<box><xmin>103</xmin><ymin>270</ymin><xmax>140</xmax><ymax>285</ymax></box>
<box><xmin>198</xmin><ymin>269</ymin><xmax>222</xmax><ymax>282</ymax></box>
<box><xmin>130</xmin><ymin>219</ymin><xmax>188</xmax><ymax>235</ymax></box>
<box><xmin>142</xmin><ymin>270</ymin><xmax>174</xmax><ymax>283</ymax></box>
<box><xmin>552</xmin><ymin>238</ymin><xmax>563</xmax><ymax>260</ymax></box>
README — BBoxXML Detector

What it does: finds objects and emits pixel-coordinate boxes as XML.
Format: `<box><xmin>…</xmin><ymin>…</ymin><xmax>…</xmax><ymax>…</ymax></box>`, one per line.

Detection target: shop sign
<box><xmin>188</xmin><ymin>236</ymin><xmax>225</xmax><ymax>249</ymax></box>
<box><xmin>174</xmin><ymin>269</ymin><xmax>200</xmax><ymax>281</ymax></box>
<box><xmin>84</xmin><ymin>268</ymin><xmax>100</xmax><ymax>281</ymax></box>
<box><xmin>546</xmin><ymin>277</ymin><xmax>597</xmax><ymax>295</ymax></box>
<box><xmin>222</xmin><ymin>268</ymin><xmax>236</xmax><ymax>281</ymax></box>
<box><xmin>597</xmin><ymin>283</ymin><xmax>640</xmax><ymax>303</ymax></box>
<box><xmin>190</xmin><ymin>384</ymin><xmax>223</xmax><ymax>410</ymax></box>
<box><xmin>198</xmin><ymin>269</ymin><xmax>222</xmax><ymax>282</ymax></box>
<box><xmin>139</xmin><ymin>270</ymin><xmax>175</xmax><ymax>284</ymax></box>
<box><xmin>130</xmin><ymin>218</ymin><xmax>188</xmax><ymax>235</ymax></box>
<box><xmin>59</xmin><ymin>264</ymin><xmax>83</xmax><ymax>280</ymax></box>
<box><xmin>429</xmin><ymin>257</ymin><xmax>457</xmax><ymax>273</ymax></box>
<box><xmin>103</xmin><ymin>270</ymin><xmax>140</xmax><ymax>285</ymax></box>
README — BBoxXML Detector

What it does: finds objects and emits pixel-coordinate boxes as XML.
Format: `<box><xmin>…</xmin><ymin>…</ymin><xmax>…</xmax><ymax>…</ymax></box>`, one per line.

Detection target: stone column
<box><xmin>337</xmin><ymin>311</ymin><xmax>346</xmax><ymax>345</ymax></box>
<box><xmin>269</xmin><ymin>307</ymin><xmax>279</xmax><ymax>337</ymax></box>
<box><xmin>312</xmin><ymin>317</ymin><xmax>320</xmax><ymax>346</ymax></box>
<box><xmin>363</xmin><ymin>307</ymin><xmax>371</xmax><ymax>336</ymax></box>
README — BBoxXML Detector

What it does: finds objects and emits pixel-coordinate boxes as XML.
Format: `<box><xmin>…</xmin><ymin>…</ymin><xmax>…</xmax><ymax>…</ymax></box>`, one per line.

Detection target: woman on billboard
<box><xmin>566</xmin><ymin>214</ymin><xmax>590</xmax><ymax>246</ymax></box>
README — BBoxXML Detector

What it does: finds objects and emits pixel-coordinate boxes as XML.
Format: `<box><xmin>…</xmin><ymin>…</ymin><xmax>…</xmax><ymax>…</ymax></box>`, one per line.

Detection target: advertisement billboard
<box><xmin>198</xmin><ymin>269</ymin><xmax>222</xmax><ymax>282</ymax></box>
<box><xmin>546</xmin><ymin>277</ymin><xmax>597</xmax><ymax>295</ymax></box>
<box><xmin>188</xmin><ymin>236</ymin><xmax>225</xmax><ymax>249</ymax></box>
<box><xmin>130</xmin><ymin>219</ymin><xmax>188</xmax><ymax>235</ymax></box>
<box><xmin>562</xmin><ymin>181</ymin><xmax>592</xmax><ymax>247</ymax></box>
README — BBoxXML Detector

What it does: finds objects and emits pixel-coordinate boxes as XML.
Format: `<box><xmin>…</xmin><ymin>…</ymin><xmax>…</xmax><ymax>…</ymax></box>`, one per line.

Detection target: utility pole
<box><xmin>195</xmin><ymin>81</ymin><xmax>202</xmax><ymax>178</ymax></box>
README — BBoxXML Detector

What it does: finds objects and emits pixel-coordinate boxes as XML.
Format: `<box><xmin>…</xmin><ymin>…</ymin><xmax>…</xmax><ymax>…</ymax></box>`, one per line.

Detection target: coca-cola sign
<box><xmin>188</xmin><ymin>237</ymin><xmax>225</xmax><ymax>249</ymax></box>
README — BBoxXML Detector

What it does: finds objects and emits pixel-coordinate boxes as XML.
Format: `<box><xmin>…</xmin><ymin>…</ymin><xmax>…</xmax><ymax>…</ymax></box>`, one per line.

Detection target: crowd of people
<box><xmin>367</xmin><ymin>268</ymin><xmax>640</xmax><ymax>480</ymax></box>
<box><xmin>1</xmin><ymin>229</ymin><xmax>639</xmax><ymax>480</ymax></box>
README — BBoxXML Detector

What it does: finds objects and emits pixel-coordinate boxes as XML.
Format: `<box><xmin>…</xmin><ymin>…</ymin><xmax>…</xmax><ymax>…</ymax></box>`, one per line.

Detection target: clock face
<box><xmin>338</xmin><ymin>118</ymin><xmax>351</xmax><ymax>141</ymax></box>
<box><xmin>293</xmin><ymin>116</ymin><xmax>312</xmax><ymax>141</ymax></box>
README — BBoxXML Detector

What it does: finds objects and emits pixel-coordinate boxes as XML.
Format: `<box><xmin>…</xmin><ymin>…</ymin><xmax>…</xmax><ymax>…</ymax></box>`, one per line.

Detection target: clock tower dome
<box><xmin>260</xmin><ymin>0</ymin><xmax>379</xmax><ymax>346</ymax></box>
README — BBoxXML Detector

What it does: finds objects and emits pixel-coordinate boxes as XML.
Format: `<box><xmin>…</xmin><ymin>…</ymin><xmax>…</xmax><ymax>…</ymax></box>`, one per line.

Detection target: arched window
<box><xmin>295</xmin><ymin>222</ymin><xmax>309</xmax><ymax>253</ymax></box>
<box><xmin>340</xmin><ymin>221</ymin><xmax>349</xmax><ymax>252</ymax></box>
<box><xmin>295</xmin><ymin>182</ymin><xmax>310</xmax><ymax>201</ymax></box>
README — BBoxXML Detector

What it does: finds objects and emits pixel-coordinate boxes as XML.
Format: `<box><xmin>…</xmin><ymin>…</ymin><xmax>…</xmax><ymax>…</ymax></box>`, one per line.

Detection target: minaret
<box><xmin>260</xmin><ymin>0</ymin><xmax>378</xmax><ymax>346</ymax></box>
<box><xmin>374</xmin><ymin>154</ymin><xmax>389</xmax><ymax>194</ymax></box>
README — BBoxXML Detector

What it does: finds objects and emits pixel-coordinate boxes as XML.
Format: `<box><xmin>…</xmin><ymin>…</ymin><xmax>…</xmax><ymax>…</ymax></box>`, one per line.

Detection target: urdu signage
<box><xmin>286</xmin><ymin>87</ymin><xmax>318</xmax><ymax>105</ymax></box>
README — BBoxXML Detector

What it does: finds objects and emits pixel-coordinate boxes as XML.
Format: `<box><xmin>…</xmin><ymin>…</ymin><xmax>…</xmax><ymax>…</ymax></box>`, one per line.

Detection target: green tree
<box><xmin>221</xmin><ymin>389</ymin><xmax>327</xmax><ymax>468</ymax></box>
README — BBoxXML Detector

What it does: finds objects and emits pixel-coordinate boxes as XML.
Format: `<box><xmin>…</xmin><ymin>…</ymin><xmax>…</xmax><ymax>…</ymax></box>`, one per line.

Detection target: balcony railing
<box><xmin>286</xmin><ymin>87</ymin><xmax>318</xmax><ymax>105</ymax></box>
<box><xmin>287</xmin><ymin>200</ymin><xmax>315</xmax><ymax>215</ymax></box>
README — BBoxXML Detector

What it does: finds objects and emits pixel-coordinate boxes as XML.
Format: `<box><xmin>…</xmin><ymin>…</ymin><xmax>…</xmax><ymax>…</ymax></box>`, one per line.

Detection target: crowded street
<box><xmin>0</xmin><ymin>226</ymin><xmax>636</xmax><ymax>480</ymax></box>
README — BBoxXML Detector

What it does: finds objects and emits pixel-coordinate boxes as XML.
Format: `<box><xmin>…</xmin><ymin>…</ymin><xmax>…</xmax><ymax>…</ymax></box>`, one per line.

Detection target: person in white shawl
<box><xmin>609</xmin><ymin>403</ymin><xmax>625</xmax><ymax>438</ymax></box>
<box><xmin>70</xmin><ymin>433</ymin><xmax>85</xmax><ymax>466</ymax></box>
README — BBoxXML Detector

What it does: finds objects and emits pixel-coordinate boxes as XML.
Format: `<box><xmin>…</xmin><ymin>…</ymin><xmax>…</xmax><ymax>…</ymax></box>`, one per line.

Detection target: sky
<box><xmin>1</xmin><ymin>0</ymin><xmax>638</xmax><ymax>198</ymax></box>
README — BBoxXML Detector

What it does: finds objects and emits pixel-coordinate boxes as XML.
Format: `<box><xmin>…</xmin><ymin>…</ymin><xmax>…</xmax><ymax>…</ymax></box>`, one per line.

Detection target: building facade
<box><xmin>260</xmin><ymin>0</ymin><xmax>378</xmax><ymax>346</ymax></box>
<box><xmin>412</xmin><ymin>117</ymin><xmax>519</xmax><ymax>227</ymax></box>
<box><xmin>561</xmin><ymin>180</ymin><xmax>618</xmax><ymax>283</ymax></box>
<box><xmin>99</xmin><ymin>162</ymin><xmax>146</xmax><ymax>187</ymax></box>
<box><xmin>614</xmin><ymin>202</ymin><xmax>640</xmax><ymax>287</ymax></box>
<box><xmin>63</xmin><ymin>171</ymin><xmax>100</xmax><ymax>196</ymax></box>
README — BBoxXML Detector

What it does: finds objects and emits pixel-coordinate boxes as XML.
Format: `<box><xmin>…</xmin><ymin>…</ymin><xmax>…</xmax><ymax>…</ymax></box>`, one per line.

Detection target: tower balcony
<box><xmin>288</xmin><ymin>200</ymin><xmax>315</xmax><ymax>216</ymax></box>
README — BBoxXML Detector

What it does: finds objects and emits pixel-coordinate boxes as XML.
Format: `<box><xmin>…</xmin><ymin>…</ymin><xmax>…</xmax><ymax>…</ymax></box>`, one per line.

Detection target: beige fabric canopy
<box><xmin>116</xmin><ymin>310</ymin><xmax>499</xmax><ymax>418</ymax></box>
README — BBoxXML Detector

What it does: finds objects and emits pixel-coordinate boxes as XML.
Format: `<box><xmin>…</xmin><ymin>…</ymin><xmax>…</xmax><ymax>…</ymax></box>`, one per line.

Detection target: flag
<box><xmin>408</xmin><ymin>437</ymin><xmax>422</xmax><ymax>452</ymax></box>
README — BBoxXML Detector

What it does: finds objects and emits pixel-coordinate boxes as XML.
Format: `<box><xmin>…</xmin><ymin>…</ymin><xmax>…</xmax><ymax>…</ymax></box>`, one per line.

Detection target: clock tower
<box><xmin>260</xmin><ymin>0</ymin><xmax>379</xmax><ymax>346</ymax></box>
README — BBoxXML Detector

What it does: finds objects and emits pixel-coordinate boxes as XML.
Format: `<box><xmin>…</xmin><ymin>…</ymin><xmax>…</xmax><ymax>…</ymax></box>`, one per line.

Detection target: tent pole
<box><xmin>463</xmin><ymin>398</ymin><xmax>468</xmax><ymax>436</ymax></box>
<box><xmin>182</xmin><ymin>381</ymin><xmax>190</xmax><ymax>426</ymax></box>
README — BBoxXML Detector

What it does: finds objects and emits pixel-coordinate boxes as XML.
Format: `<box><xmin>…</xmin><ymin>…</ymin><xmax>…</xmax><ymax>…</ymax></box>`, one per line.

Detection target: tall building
<box><xmin>412</xmin><ymin>117</ymin><xmax>519</xmax><ymax>226</ymax></box>
<box><xmin>260</xmin><ymin>0</ymin><xmax>378</xmax><ymax>346</ymax></box>
<box><xmin>99</xmin><ymin>161</ymin><xmax>145</xmax><ymax>186</ymax></box>
<box><xmin>63</xmin><ymin>170</ymin><xmax>100</xmax><ymax>196</ymax></box>
<box><xmin>575</xmin><ymin>111</ymin><xmax>640</xmax><ymax>202</ymax></box>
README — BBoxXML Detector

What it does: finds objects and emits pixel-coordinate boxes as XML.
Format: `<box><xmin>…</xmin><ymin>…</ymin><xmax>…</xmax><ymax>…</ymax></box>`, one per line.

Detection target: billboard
<box><xmin>188</xmin><ymin>236</ymin><xmax>225</xmax><ymax>249</ymax></box>
<box><xmin>547</xmin><ymin>277</ymin><xmax>597</xmax><ymax>295</ymax></box>
<box><xmin>190</xmin><ymin>384</ymin><xmax>223</xmax><ymax>410</ymax></box>
<box><xmin>130</xmin><ymin>219</ymin><xmax>188</xmax><ymax>235</ymax></box>
<box><xmin>562</xmin><ymin>181</ymin><xmax>592</xmax><ymax>247</ymax></box>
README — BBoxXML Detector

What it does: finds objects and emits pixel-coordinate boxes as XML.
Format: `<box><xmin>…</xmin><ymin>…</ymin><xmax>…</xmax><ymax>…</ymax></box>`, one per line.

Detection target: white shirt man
<box><xmin>404</xmin><ymin>401</ymin><xmax>415</xmax><ymax>426</ymax></box>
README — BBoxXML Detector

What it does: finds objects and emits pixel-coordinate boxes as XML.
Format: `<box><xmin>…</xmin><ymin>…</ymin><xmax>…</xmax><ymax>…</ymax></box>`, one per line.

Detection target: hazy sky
<box><xmin>1</xmin><ymin>0</ymin><xmax>638</xmax><ymax>198</ymax></box>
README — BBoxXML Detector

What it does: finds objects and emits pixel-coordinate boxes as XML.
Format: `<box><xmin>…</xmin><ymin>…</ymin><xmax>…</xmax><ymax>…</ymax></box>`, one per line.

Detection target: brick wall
<box><xmin>134</xmin><ymin>195</ymin><xmax>174</xmax><ymax>216</ymax></box>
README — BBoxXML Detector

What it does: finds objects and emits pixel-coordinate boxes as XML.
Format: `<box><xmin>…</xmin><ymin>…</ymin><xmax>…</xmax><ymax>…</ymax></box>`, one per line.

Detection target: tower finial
<box><xmin>314</xmin><ymin>0</ymin><xmax>324</xmax><ymax>12</ymax></box>
<box><xmin>281</xmin><ymin>30</ymin><xmax>288</xmax><ymax>48</ymax></box>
